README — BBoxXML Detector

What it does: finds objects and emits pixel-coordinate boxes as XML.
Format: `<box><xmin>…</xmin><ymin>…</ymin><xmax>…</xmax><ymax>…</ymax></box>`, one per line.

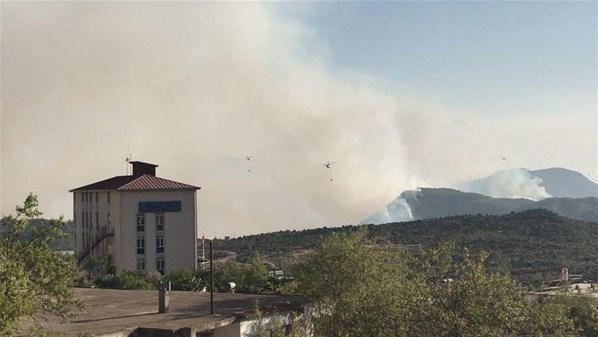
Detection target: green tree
<box><xmin>292</xmin><ymin>230</ymin><xmax>414</xmax><ymax>337</ymax></box>
<box><xmin>292</xmin><ymin>230</ymin><xmax>579</xmax><ymax>337</ymax></box>
<box><xmin>93</xmin><ymin>270</ymin><xmax>156</xmax><ymax>290</ymax></box>
<box><xmin>200</xmin><ymin>255</ymin><xmax>270</xmax><ymax>293</ymax></box>
<box><xmin>0</xmin><ymin>194</ymin><xmax>80</xmax><ymax>336</ymax></box>
<box><xmin>164</xmin><ymin>269</ymin><xmax>204</xmax><ymax>291</ymax></box>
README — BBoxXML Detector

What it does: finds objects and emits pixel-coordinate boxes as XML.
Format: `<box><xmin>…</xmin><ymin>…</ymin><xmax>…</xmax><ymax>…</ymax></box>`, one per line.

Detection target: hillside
<box><xmin>459</xmin><ymin>167</ymin><xmax>598</xmax><ymax>200</ymax></box>
<box><xmin>214</xmin><ymin>209</ymin><xmax>598</xmax><ymax>285</ymax></box>
<box><xmin>532</xmin><ymin>168</ymin><xmax>598</xmax><ymax>198</ymax></box>
<box><xmin>365</xmin><ymin>188</ymin><xmax>598</xmax><ymax>224</ymax></box>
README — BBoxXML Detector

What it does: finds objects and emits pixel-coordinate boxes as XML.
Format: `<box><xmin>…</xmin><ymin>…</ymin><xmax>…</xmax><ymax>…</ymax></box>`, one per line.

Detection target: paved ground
<box><xmin>19</xmin><ymin>288</ymin><xmax>296</xmax><ymax>336</ymax></box>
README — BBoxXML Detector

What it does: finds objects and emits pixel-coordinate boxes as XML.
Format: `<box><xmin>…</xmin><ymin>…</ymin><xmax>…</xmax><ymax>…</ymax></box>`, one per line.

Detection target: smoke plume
<box><xmin>1</xmin><ymin>3</ymin><xmax>594</xmax><ymax>236</ymax></box>
<box><xmin>458</xmin><ymin>168</ymin><xmax>552</xmax><ymax>201</ymax></box>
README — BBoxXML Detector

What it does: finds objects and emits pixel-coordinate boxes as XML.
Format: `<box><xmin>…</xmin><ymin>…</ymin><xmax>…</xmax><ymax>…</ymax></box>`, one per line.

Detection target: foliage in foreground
<box><xmin>0</xmin><ymin>194</ymin><xmax>80</xmax><ymax>337</ymax></box>
<box><xmin>286</xmin><ymin>230</ymin><xmax>598</xmax><ymax>337</ymax></box>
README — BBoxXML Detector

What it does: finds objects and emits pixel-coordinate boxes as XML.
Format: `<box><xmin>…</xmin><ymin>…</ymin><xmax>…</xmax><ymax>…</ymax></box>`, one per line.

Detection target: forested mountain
<box><xmin>214</xmin><ymin>209</ymin><xmax>598</xmax><ymax>285</ymax></box>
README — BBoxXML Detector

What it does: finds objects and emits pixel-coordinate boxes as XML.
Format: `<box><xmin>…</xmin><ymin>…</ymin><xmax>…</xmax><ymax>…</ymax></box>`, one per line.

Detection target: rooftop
<box><xmin>70</xmin><ymin>161</ymin><xmax>200</xmax><ymax>191</ymax></box>
<box><xmin>70</xmin><ymin>174</ymin><xmax>200</xmax><ymax>192</ymax></box>
<box><xmin>19</xmin><ymin>288</ymin><xmax>298</xmax><ymax>337</ymax></box>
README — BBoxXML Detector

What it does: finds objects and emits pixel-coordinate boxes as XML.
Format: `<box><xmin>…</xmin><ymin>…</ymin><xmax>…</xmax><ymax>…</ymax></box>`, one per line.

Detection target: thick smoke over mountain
<box><xmin>1</xmin><ymin>3</ymin><xmax>595</xmax><ymax>236</ymax></box>
<box><xmin>459</xmin><ymin>169</ymin><xmax>551</xmax><ymax>201</ymax></box>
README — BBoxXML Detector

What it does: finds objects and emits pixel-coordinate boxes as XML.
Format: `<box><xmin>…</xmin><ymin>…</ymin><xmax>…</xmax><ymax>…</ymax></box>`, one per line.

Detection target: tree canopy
<box><xmin>0</xmin><ymin>194</ymin><xmax>80</xmax><ymax>336</ymax></box>
<box><xmin>289</xmin><ymin>230</ymin><xmax>596</xmax><ymax>337</ymax></box>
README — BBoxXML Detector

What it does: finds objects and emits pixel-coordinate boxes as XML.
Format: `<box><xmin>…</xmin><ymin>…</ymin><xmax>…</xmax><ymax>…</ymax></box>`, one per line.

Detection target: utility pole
<box><xmin>210</xmin><ymin>239</ymin><xmax>214</xmax><ymax>315</ymax></box>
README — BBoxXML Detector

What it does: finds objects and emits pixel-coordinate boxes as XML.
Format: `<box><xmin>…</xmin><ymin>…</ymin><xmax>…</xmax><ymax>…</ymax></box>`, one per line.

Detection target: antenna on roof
<box><xmin>125</xmin><ymin>150</ymin><xmax>133</xmax><ymax>175</ymax></box>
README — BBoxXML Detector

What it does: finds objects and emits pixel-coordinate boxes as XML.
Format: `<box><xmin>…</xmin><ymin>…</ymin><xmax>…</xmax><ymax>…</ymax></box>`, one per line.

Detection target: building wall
<box><xmin>118</xmin><ymin>190</ymin><xmax>197</xmax><ymax>274</ymax></box>
<box><xmin>110</xmin><ymin>191</ymin><xmax>121</xmax><ymax>266</ymax></box>
<box><xmin>74</xmin><ymin>190</ymin><xmax>114</xmax><ymax>260</ymax></box>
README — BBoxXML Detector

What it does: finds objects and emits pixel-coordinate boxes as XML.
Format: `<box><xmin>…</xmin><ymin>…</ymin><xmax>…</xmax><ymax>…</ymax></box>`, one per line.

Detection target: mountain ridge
<box><xmin>365</xmin><ymin>167</ymin><xmax>598</xmax><ymax>224</ymax></box>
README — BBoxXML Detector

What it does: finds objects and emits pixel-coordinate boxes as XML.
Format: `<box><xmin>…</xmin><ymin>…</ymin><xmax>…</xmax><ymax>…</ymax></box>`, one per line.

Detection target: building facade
<box><xmin>70</xmin><ymin>161</ymin><xmax>200</xmax><ymax>275</ymax></box>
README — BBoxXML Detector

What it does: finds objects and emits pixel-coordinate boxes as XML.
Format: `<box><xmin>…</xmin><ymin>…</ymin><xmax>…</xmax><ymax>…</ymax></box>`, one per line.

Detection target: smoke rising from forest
<box><xmin>1</xmin><ymin>2</ymin><xmax>595</xmax><ymax>236</ymax></box>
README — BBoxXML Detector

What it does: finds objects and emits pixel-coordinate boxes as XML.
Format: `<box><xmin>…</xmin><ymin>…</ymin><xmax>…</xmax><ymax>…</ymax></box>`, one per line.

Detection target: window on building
<box><xmin>95</xmin><ymin>192</ymin><xmax>99</xmax><ymax>203</ymax></box>
<box><xmin>96</xmin><ymin>212</ymin><xmax>99</xmax><ymax>227</ymax></box>
<box><xmin>136</xmin><ymin>238</ymin><xmax>145</xmax><ymax>255</ymax></box>
<box><xmin>155</xmin><ymin>214</ymin><xmax>164</xmax><ymax>231</ymax></box>
<box><xmin>156</xmin><ymin>258</ymin><xmax>165</xmax><ymax>275</ymax></box>
<box><xmin>156</xmin><ymin>236</ymin><xmax>164</xmax><ymax>254</ymax></box>
<box><xmin>136</xmin><ymin>214</ymin><xmax>145</xmax><ymax>232</ymax></box>
<box><xmin>107</xmin><ymin>192</ymin><xmax>111</xmax><ymax>203</ymax></box>
<box><xmin>136</xmin><ymin>259</ymin><xmax>145</xmax><ymax>272</ymax></box>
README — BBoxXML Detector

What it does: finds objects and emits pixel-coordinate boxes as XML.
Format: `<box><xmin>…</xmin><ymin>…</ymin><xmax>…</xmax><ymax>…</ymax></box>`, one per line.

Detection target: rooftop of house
<box><xmin>19</xmin><ymin>288</ymin><xmax>299</xmax><ymax>337</ymax></box>
<box><xmin>70</xmin><ymin>161</ymin><xmax>201</xmax><ymax>192</ymax></box>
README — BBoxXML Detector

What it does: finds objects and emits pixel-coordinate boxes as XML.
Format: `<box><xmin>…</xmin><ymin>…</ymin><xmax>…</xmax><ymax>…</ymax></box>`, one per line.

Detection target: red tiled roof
<box><xmin>118</xmin><ymin>175</ymin><xmax>200</xmax><ymax>191</ymax></box>
<box><xmin>70</xmin><ymin>175</ymin><xmax>200</xmax><ymax>192</ymax></box>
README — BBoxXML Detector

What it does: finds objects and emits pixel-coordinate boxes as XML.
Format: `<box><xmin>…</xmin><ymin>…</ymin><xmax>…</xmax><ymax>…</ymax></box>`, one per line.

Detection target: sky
<box><xmin>1</xmin><ymin>2</ymin><xmax>596</xmax><ymax>237</ymax></box>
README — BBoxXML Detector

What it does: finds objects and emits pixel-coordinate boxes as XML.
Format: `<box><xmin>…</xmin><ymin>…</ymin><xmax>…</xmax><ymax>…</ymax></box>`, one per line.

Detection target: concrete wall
<box><xmin>118</xmin><ymin>190</ymin><xmax>197</xmax><ymax>274</ymax></box>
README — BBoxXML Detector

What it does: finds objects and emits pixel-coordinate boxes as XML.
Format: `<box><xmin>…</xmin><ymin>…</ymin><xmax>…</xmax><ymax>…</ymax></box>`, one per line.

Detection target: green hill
<box><xmin>214</xmin><ymin>209</ymin><xmax>598</xmax><ymax>286</ymax></box>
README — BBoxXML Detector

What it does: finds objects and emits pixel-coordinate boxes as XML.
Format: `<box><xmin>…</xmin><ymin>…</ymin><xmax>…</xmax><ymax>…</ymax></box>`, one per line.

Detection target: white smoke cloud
<box><xmin>1</xmin><ymin>3</ymin><xmax>594</xmax><ymax>236</ymax></box>
<box><xmin>458</xmin><ymin>168</ymin><xmax>552</xmax><ymax>201</ymax></box>
<box><xmin>362</xmin><ymin>196</ymin><xmax>414</xmax><ymax>225</ymax></box>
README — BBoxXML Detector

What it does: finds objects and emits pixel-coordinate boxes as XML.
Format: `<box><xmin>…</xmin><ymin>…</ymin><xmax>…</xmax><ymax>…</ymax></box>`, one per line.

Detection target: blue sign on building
<box><xmin>138</xmin><ymin>201</ymin><xmax>182</xmax><ymax>213</ymax></box>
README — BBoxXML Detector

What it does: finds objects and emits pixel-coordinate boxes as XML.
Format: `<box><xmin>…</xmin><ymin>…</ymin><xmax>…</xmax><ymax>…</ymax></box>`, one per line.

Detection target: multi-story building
<box><xmin>70</xmin><ymin>161</ymin><xmax>200</xmax><ymax>275</ymax></box>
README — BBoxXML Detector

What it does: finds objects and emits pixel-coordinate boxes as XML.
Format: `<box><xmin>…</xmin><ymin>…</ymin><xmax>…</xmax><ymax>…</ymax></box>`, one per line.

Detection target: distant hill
<box><xmin>459</xmin><ymin>167</ymin><xmax>598</xmax><ymax>200</ymax></box>
<box><xmin>214</xmin><ymin>209</ymin><xmax>598</xmax><ymax>285</ymax></box>
<box><xmin>0</xmin><ymin>218</ymin><xmax>74</xmax><ymax>250</ymax></box>
<box><xmin>364</xmin><ymin>188</ymin><xmax>598</xmax><ymax>224</ymax></box>
<box><xmin>532</xmin><ymin>168</ymin><xmax>598</xmax><ymax>198</ymax></box>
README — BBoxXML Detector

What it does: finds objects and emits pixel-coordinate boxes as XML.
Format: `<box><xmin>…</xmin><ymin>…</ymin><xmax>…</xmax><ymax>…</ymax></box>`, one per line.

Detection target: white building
<box><xmin>70</xmin><ymin>161</ymin><xmax>200</xmax><ymax>275</ymax></box>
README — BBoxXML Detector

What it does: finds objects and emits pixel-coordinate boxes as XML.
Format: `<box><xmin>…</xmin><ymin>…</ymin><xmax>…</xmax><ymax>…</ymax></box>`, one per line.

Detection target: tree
<box><xmin>292</xmin><ymin>229</ymin><xmax>414</xmax><ymax>337</ymax></box>
<box><xmin>291</xmin><ymin>230</ymin><xmax>580</xmax><ymax>337</ymax></box>
<box><xmin>163</xmin><ymin>269</ymin><xmax>204</xmax><ymax>291</ymax></box>
<box><xmin>0</xmin><ymin>194</ymin><xmax>80</xmax><ymax>336</ymax></box>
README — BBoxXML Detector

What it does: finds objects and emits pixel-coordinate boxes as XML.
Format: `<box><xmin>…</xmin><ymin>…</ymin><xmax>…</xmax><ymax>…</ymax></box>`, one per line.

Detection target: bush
<box><xmin>164</xmin><ymin>269</ymin><xmax>204</xmax><ymax>291</ymax></box>
<box><xmin>94</xmin><ymin>270</ymin><xmax>155</xmax><ymax>290</ymax></box>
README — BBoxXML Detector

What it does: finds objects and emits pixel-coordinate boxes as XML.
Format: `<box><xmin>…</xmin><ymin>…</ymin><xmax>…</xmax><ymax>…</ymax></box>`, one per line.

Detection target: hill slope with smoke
<box><xmin>364</xmin><ymin>168</ymin><xmax>598</xmax><ymax>224</ymax></box>
<box><xmin>458</xmin><ymin>167</ymin><xmax>598</xmax><ymax>200</ymax></box>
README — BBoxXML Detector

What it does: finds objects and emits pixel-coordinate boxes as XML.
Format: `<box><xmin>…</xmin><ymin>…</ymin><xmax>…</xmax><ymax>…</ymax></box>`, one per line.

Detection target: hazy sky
<box><xmin>1</xmin><ymin>2</ymin><xmax>596</xmax><ymax>236</ymax></box>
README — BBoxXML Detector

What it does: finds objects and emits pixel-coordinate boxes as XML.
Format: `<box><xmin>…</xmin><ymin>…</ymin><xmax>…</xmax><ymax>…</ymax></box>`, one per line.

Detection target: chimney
<box><xmin>130</xmin><ymin>161</ymin><xmax>158</xmax><ymax>177</ymax></box>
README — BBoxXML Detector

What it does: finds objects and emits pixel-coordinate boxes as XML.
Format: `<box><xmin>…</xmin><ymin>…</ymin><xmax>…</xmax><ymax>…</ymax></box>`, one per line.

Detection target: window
<box><xmin>136</xmin><ymin>238</ymin><xmax>145</xmax><ymax>255</ymax></box>
<box><xmin>136</xmin><ymin>259</ymin><xmax>145</xmax><ymax>272</ymax></box>
<box><xmin>81</xmin><ymin>192</ymin><xmax>84</xmax><ymax>202</ymax></box>
<box><xmin>155</xmin><ymin>214</ymin><xmax>164</xmax><ymax>231</ymax></box>
<box><xmin>95</xmin><ymin>192</ymin><xmax>99</xmax><ymax>203</ymax></box>
<box><xmin>95</xmin><ymin>212</ymin><xmax>99</xmax><ymax>226</ymax></box>
<box><xmin>136</xmin><ymin>214</ymin><xmax>145</xmax><ymax>232</ymax></box>
<box><xmin>156</xmin><ymin>258</ymin><xmax>165</xmax><ymax>275</ymax></box>
<box><xmin>156</xmin><ymin>236</ymin><xmax>164</xmax><ymax>254</ymax></box>
<box><xmin>107</xmin><ymin>192</ymin><xmax>110</xmax><ymax>203</ymax></box>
